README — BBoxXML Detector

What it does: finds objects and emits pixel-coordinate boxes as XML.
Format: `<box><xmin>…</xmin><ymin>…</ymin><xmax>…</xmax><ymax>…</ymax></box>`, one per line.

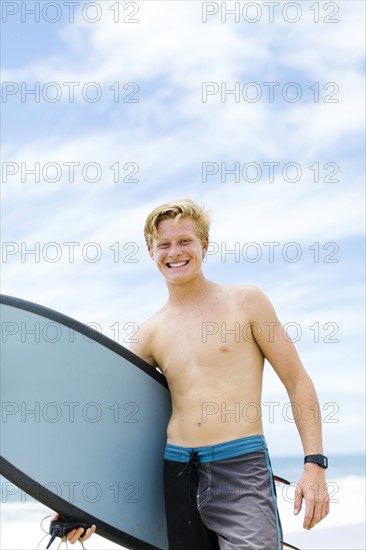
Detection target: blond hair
<box><xmin>144</xmin><ymin>198</ymin><xmax>211</xmax><ymax>246</ymax></box>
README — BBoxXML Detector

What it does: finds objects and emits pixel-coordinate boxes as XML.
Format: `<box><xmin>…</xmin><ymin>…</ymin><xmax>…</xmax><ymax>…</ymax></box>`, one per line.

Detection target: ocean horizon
<box><xmin>2</xmin><ymin>453</ymin><xmax>364</xmax><ymax>503</ymax></box>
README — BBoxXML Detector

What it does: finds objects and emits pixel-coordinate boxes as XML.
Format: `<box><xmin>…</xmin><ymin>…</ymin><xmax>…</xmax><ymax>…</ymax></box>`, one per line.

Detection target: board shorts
<box><xmin>163</xmin><ymin>435</ymin><xmax>282</xmax><ymax>550</ymax></box>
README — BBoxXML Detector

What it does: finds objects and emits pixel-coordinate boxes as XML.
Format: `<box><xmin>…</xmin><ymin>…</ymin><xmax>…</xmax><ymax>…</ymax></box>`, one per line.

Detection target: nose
<box><xmin>168</xmin><ymin>243</ymin><xmax>182</xmax><ymax>257</ymax></box>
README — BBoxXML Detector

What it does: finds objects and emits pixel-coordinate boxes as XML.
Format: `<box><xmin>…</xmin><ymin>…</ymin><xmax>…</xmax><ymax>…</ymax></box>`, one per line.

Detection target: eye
<box><xmin>180</xmin><ymin>239</ymin><xmax>191</xmax><ymax>245</ymax></box>
<box><xmin>158</xmin><ymin>242</ymin><xmax>169</xmax><ymax>248</ymax></box>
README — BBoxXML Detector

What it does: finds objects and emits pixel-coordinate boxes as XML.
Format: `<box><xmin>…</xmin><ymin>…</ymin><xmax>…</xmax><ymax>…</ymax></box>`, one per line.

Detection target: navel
<box><xmin>219</xmin><ymin>345</ymin><xmax>230</xmax><ymax>352</ymax></box>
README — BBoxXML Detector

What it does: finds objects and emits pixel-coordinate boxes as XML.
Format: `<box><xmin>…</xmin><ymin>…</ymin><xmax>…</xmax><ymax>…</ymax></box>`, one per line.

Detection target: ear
<box><xmin>148</xmin><ymin>245</ymin><xmax>154</xmax><ymax>260</ymax></box>
<box><xmin>202</xmin><ymin>239</ymin><xmax>209</xmax><ymax>259</ymax></box>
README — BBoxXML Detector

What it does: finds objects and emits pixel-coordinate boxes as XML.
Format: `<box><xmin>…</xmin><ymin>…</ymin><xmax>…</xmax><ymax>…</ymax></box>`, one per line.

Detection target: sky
<box><xmin>1</xmin><ymin>0</ymin><xmax>365</xmax><ymax>456</ymax></box>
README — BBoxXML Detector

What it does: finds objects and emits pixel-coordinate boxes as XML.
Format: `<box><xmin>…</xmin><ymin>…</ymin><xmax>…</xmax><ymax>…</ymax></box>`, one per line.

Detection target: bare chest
<box><xmin>151</xmin><ymin>306</ymin><xmax>262</xmax><ymax>373</ymax></box>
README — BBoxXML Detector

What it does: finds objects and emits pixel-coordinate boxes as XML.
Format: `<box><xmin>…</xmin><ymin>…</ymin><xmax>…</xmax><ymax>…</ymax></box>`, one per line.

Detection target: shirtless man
<box><xmin>65</xmin><ymin>198</ymin><xmax>329</xmax><ymax>548</ymax></box>
<box><xmin>131</xmin><ymin>198</ymin><xmax>329</xmax><ymax>550</ymax></box>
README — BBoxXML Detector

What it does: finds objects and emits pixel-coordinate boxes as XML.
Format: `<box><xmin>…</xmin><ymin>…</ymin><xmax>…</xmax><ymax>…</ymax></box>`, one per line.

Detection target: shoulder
<box><xmin>226</xmin><ymin>284</ymin><xmax>278</xmax><ymax>320</ymax></box>
<box><xmin>223</xmin><ymin>283</ymin><xmax>269</xmax><ymax>303</ymax></box>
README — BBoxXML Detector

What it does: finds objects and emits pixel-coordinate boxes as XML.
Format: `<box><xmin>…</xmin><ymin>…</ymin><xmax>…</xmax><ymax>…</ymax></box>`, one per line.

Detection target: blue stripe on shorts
<box><xmin>164</xmin><ymin>434</ymin><xmax>267</xmax><ymax>463</ymax></box>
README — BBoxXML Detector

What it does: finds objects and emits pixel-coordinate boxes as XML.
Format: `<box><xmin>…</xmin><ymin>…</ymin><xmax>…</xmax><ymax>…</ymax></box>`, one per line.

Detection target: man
<box><xmin>66</xmin><ymin>198</ymin><xmax>329</xmax><ymax>548</ymax></box>
<box><xmin>130</xmin><ymin>198</ymin><xmax>329</xmax><ymax>549</ymax></box>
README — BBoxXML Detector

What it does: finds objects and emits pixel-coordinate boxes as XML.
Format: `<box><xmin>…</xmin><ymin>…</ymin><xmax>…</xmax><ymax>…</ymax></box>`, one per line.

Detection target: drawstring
<box><xmin>177</xmin><ymin>450</ymin><xmax>200</xmax><ymax>479</ymax></box>
<box><xmin>176</xmin><ymin>450</ymin><xmax>200</xmax><ymax>526</ymax></box>
<box><xmin>188</xmin><ymin>450</ymin><xmax>199</xmax><ymax>479</ymax></box>
<box><xmin>186</xmin><ymin>451</ymin><xmax>200</xmax><ymax>526</ymax></box>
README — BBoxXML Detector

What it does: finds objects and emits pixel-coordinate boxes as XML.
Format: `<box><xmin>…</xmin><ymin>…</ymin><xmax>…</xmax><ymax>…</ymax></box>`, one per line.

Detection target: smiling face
<box><xmin>149</xmin><ymin>217</ymin><xmax>208</xmax><ymax>285</ymax></box>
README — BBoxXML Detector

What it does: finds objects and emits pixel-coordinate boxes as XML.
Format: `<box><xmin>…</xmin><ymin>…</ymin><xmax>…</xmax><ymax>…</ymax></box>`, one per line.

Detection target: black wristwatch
<box><xmin>304</xmin><ymin>454</ymin><xmax>328</xmax><ymax>469</ymax></box>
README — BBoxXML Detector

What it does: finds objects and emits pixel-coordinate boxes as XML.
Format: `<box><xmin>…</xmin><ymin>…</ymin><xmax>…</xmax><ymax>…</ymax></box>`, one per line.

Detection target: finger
<box><xmin>322</xmin><ymin>500</ymin><xmax>330</xmax><ymax>521</ymax></box>
<box><xmin>62</xmin><ymin>528</ymin><xmax>75</xmax><ymax>543</ymax></box>
<box><xmin>50</xmin><ymin>513</ymin><xmax>59</xmax><ymax>521</ymax></box>
<box><xmin>76</xmin><ymin>527</ymin><xmax>87</xmax><ymax>544</ymax></box>
<box><xmin>308</xmin><ymin>502</ymin><xmax>323</xmax><ymax>529</ymax></box>
<box><xmin>68</xmin><ymin>528</ymin><xmax>84</xmax><ymax>544</ymax></box>
<box><xmin>80</xmin><ymin>525</ymin><xmax>96</xmax><ymax>542</ymax></box>
<box><xmin>303</xmin><ymin>497</ymin><xmax>315</xmax><ymax>529</ymax></box>
<box><xmin>325</xmin><ymin>498</ymin><xmax>330</xmax><ymax>517</ymax></box>
<box><xmin>293</xmin><ymin>484</ymin><xmax>303</xmax><ymax>516</ymax></box>
<box><xmin>308</xmin><ymin>495</ymin><xmax>331</xmax><ymax>529</ymax></box>
<box><xmin>310</xmin><ymin>493</ymin><xmax>330</xmax><ymax>528</ymax></box>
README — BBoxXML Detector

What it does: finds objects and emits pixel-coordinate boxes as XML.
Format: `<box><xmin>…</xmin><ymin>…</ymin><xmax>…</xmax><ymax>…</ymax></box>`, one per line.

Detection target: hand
<box><xmin>293</xmin><ymin>464</ymin><xmax>330</xmax><ymax>529</ymax></box>
<box><xmin>50</xmin><ymin>513</ymin><xmax>96</xmax><ymax>544</ymax></box>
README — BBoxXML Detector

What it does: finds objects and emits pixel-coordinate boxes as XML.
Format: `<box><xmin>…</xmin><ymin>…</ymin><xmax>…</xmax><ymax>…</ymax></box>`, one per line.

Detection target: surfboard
<box><xmin>0</xmin><ymin>294</ymin><xmax>172</xmax><ymax>550</ymax></box>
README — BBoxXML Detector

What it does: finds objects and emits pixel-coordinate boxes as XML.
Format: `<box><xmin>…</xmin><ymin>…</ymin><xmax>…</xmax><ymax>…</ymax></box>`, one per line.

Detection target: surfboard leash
<box><xmin>273</xmin><ymin>477</ymin><xmax>301</xmax><ymax>550</ymax></box>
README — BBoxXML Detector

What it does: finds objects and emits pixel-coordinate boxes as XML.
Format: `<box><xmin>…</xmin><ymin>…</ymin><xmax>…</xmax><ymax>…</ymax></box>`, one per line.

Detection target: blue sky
<box><xmin>1</xmin><ymin>1</ymin><xmax>365</xmax><ymax>456</ymax></box>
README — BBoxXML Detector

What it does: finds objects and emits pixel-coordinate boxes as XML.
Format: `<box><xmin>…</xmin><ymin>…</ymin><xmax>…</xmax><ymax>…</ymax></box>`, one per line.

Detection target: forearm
<box><xmin>287</xmin><ymin>374</ymin><xmax>330</xmax><ymax>529</ymax></box>
<box><xmin>287</xmin><ymin>374</ymin><xmax>324</xmax><ymax>455</ymax></box>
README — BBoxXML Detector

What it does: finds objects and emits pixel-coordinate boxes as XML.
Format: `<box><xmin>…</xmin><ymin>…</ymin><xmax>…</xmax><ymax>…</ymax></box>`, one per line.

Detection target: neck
<box><xmin>166</xmin><ymin>273</ymin><xmax>215</xmax><ymax>307</ymax></box>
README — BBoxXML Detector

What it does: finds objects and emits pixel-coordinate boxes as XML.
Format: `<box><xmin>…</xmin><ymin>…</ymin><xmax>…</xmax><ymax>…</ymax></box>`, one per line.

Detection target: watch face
<box><xmin>305</xmin><ymin>455</ymin><xmax>328</xmax><ymax>468</ymax></box>
<box><xmin>320</xmin><ymin>456</ymin><xmax>328</xmax><ymax>468</ymax></box>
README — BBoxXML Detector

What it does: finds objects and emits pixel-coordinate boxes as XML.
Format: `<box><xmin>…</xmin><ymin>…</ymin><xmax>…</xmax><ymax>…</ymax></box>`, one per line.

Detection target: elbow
<box><xmin>285</xmin><ymin>371</ymin><xmax>315</xmax><ymax>397</ymax></box>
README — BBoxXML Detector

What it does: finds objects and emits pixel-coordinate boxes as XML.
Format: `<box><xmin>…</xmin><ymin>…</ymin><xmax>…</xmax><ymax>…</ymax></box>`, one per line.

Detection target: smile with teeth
<box><xmin>166</xmin><ymin>261</ymin><xmax>189</xmax><ymax>268</ymax></box>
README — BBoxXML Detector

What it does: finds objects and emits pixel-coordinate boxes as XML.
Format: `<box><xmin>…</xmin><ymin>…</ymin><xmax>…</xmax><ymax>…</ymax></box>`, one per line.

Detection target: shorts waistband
<box><xmin>164</xmin><ymin>435</ymin><xmax>267</xmax><ymax>463</ymax></box>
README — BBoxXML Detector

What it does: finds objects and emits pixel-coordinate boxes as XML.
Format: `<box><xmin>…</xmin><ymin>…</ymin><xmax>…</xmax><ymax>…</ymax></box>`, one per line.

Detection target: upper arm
<box><xmin>245</xmin><ymin>286</ymin><xmax>308</xmax><ymax>391</ymax></box>
<box><xmin>129</xmin><ymin>321</ymin><xmax>158</xmax><ymax>369</ymax></box>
